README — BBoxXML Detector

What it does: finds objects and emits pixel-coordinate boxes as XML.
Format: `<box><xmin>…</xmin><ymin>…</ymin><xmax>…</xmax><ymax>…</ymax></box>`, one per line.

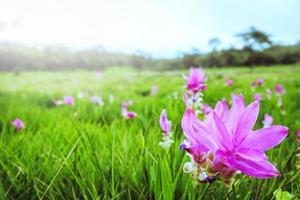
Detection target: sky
<box><xmin>0</xmin><ymin>0</ymin><xmax>300</xmax><ymax>58</ymax></box>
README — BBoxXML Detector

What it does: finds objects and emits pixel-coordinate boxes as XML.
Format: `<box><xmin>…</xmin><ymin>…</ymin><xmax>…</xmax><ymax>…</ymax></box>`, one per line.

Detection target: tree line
<box><xmin>0</xmin><ymin>27</ymin><xmax>299</xmax><ymax>71</ymax></box>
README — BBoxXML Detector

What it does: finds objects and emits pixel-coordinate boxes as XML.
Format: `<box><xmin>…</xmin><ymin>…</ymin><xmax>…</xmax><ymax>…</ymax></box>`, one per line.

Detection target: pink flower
<box><xmin>181</xmin><ymin>94</ymin><xmax>288</xmax><ymax>179</ymax></box>
<box><xmin>257</xmin><ymin>78</ymin><xmax>264</xmax><ymax>86</ymax></box>
<box><xmin>202</xmin><ymin>104</ymin><xmax>213</xmax><ymax>115</ymax></box>
<box><xmin>159</xmin><ymin>109</ymin><xmax>172</xmax><ymax>135</ymax></box>
<box><xmin>121</xmin><ymin>101</ymin><xmax>137</xmax><ymax>119</ymax></box>
<box><xmin>184</xmin><ymin>68</ymin><xmax>206</xmax><ymax>92</ymax></box>
<box><xmin>296</xmin><ymin>130</ymin><xmax>300</xmax><ymax>142</ymax></box>
<box><xmin>275</xmin><ymin>84</ymin><xmax>284</xmax><ymax>95</ymax></box>
<box><xmin>254</xmin><ymin>93</ymin><xmax>262</xmax><ymax>101</ymax></box>
<box><xmin>263</xmin><ymin>114</ymin><xmax>273</xmax><ymax>128</ymax></box>
<box><xmin>12</xmin><ymin>118</ymin><xmax>25</xmax><ymax>131</ymax></box>
<box><xmin>151</xmin><ymin>85</ymin><xmax>158</xmax><ymax>96</ymax></box>
<box><xmin>225</xmin><ymin>79</ymin><xmax>234</xmax><ymax>87</ymax></box>
<box><xmin>125</xmin><ymin>111</ymin><xmax>137</xmax><ymax>119</ymax></box>
<box><xmin>64</xmin><ymin>96</ymin><xmax>74</xmax><ymax>105</ymax></box>
<box><xmin>251</xmin><ymin>81</ymin><xmax>256</xmax><ymax>88</ymax></box>
<box><xmin>159</xmin><ymin>109</ymin><xmax>174</xmax><ymax>148</ymax></box>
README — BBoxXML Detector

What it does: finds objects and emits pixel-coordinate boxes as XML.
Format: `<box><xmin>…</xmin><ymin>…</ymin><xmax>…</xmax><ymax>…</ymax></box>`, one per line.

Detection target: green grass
<box><xmin>0</xmin><ymin>66</ymin><xmax>299</xmax><ymax>199</ymax></box>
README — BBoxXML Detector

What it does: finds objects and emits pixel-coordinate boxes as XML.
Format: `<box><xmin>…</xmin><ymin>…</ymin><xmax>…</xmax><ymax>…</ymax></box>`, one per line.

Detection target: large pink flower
<box><xmin>184</xmin><ymin>68</ymin><xmax>206</xmax><ymax>92</ymax></box>
<box><xmin>181</xmin><ymin>94</ymin><xmax>288</xmax><ymax>179</ymax></box>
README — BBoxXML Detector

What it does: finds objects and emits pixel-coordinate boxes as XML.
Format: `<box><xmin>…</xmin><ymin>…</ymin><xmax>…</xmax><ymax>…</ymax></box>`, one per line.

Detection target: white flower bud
<box><xmin>183</xmin><ymin>162</ymin><xmax>194</xmax><ymax>173</ymax></box>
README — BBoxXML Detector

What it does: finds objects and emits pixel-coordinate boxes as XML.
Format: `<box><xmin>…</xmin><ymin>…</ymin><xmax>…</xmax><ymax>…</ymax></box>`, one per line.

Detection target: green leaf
<box><xmin>274</xmin><ymin>189</ymin><xmax>295</xmax><ymax>200</ymax></box>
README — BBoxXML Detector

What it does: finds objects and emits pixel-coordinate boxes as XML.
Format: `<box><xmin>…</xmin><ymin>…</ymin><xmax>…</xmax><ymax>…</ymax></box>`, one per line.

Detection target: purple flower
<box><xmin>251</xmin><ymin>81</ymin><xmax>256</xmax><ymax>88</ymax></box>
<box><xmin>109</xmin><ymin>94</ymin><xmax>114</xmax><ymax>103</ymax></box>
<box><xmin>151</xmin><ymin>85</ymin><xmax>158</xmax><ymax>96</ymax></box>
<box><xmin>184</xmin><ymin>68</ymin><xmax>206</xmax><ymax>92</ymax></box>
<box><xmin>90</xmin><ymin>96</ymin><xmax>104</xmax><ymax>106</ymax></box>
<box><xmin>257</xmin><ymin>78</ymin><xmax>264</xmax><ymax>86</ymax></box>
<box><xmin>64</xmin><ymin>96</ymin><xmax>74</xmax><ymax>106</ymax></box>
<box><xmin>202</xmin><ymin>104</ymin><xmax>213</xmax><ymax>115</ymax></box>
<box><xmin>225</xmin><ymin>79</ymin><xmax>234</xmax><ymax>87</ymax></box>
<box><xmin>275</xmin><ymin>84</ymin><xmax>284</xmax><ymax>95</ymax></box>
<box><xmin>296</xmin><ymin>130</ymin><xmax>300</xmax><ymax>142</ymax></box>
<box><xmin>181</xmin><ymin>94</ymin><xmax>288</xmax><ymax>179</ymax></box>
<box><xmin>159</xmin><ymin>109</ymin><xmax>174</xmax><ymax>148</ymax></box>
<box><xmin>263</xmin><ymin>114</ymin><xmax>273</xmax><ymax>128</ymax></box>
<box><xmin>266</xmin><ymin>88</ymin><xmax>272</xmax><ymax>98</ymax></box>
<box><xmin>254</xmin><ymin>93</ymin><xmax>262</xmax><ymax>101</ymax></box>
<box><xmin>159</xmin><ymin>109</ymin><xmax>172</xmax><ymax>136</ymax></box>
<box><xmin>12</xmin><ymin>118</ymin><xmax>25</xmax><ymax>131</ymax></box>
<box><xmin>121</xmin><ymin>101</ymin><xmax>128</xmax><ymax>113</ymax></box>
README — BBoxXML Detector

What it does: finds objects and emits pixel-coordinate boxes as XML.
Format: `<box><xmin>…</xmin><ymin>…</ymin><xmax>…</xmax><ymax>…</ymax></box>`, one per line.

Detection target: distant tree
<box><xmin>236</xmin><ymin>27</ymin><xmax>272</xmax><ymax>50</ymax></box>
<box><xmin>191</xmin><ymin>47</ymin><xmax>201</xmax><ymax>54</ymax></box>
<box><xmin>208</xmin><ymin>38</ymin><xmax>221</xmax><ymax>52</ymax></box>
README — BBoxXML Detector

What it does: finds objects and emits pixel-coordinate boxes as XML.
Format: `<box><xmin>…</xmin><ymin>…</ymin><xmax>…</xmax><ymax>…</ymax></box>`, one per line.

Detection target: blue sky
<box><xmin>0</xmin><ymin>0</ymin><xmax>299</xmax><ymax>58</ymax></box>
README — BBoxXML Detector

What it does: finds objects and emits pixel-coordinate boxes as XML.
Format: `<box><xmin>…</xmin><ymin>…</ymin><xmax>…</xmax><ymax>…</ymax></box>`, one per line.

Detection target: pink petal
<box><xmin>160</xmin><ymin>109</ymin><xmax>172</xmax><ymax>134</ymax></box>
<box><xmin>236</xmin><ymin>148</ymin><xmax>268</xmax><ymax>161</ymax></box>
<box><xmin>234</xmin><ymin>101</ymin><xmax>260</xmax><ymax>144</ymax></box>
<box><xmin>212</xmin><ymin>112</ymin><xmax>233</xmax><ymax>150</ymax></box>
<box><xmin>241</xmin><ymin>125</ymin><xmax>288</xmax><ymax>151</ymax></box>
<box><xmin>227</xmin><ymin>155</ymin><xmax>280</xmax><ymax>178</ymax></box>
<box><xmin>225</xmin><ymin>94</ymin><xmax>245</xmax><ymax>134</ymax></box>
<box><xmin>214</xmin><ymin>99</ymin><xmax>228</xmax><ymax>120</ymax></box>
<box><xmin>181</xmin><ymin>107</ymin><xmax>218</xmax><ymax>151</ymax></box>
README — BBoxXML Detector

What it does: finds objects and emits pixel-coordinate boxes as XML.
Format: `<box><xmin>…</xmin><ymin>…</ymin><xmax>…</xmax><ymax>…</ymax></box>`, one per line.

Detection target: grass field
<box><xmin>0</xmin><ymin>66</ymin><xmax>299</xmax><ymax>199</ymax></box>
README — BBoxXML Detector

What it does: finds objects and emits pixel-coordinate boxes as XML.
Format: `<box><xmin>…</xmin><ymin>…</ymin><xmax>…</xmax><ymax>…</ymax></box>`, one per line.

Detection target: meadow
<box><xmin>0</xmin><ymin>66</ymin><xmax>299</xmax><ymax>200</ymax></box>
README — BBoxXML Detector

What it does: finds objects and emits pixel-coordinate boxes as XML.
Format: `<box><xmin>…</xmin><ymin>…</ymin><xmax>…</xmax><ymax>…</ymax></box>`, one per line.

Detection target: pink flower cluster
<box><xmin>183</xmin><ymin>68</ymin><xmax>207</xmax><ymax>114</ymax></box>
<box><xmin>251</xmin><ymin>78</ymin><xmax>264</xmax><ymax>88</ymax></box>
<box><xmin>184</xmin><ymin>68</ymin><xmax>207</xmax><ymax>93</ymax></box>
<box><xmin>12</xmin><ymin>118</ymin><xmax>25</xmax><ymax>131</ymax></box>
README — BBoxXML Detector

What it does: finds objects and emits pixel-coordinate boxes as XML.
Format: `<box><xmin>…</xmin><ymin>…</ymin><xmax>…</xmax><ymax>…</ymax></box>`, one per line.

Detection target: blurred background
<box><xmin>0</xmin><ymin>0</ymin><xmax>300</xmax><ymax>71</ymax></box>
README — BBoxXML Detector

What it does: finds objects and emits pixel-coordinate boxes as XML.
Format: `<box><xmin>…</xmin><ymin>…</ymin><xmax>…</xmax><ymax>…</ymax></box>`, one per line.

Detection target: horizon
<box><xmin>1</xmin><ymin>0</ymin><xmax>300</xmax><ymax>58</ymax></box>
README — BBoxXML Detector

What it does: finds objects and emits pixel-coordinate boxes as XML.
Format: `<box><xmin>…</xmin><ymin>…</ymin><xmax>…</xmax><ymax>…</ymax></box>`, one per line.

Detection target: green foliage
<box><xmin>274</xmin><ymin>189</ymin><xmax>295</xmax><ymax>200</ymax></box>
<box><xmin>0</xmin><ymin>66</ymin><xmax>299</xmax><ymax>199</ymax></box>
